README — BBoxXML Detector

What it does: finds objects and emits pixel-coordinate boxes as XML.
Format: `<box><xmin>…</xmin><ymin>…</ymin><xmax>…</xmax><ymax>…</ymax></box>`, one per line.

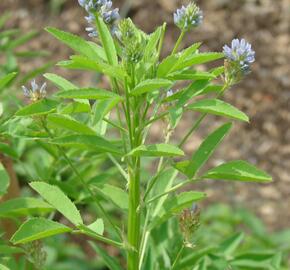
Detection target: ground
<box><xmin>1</xmin><ymin>0</ymin><xmax>290</xmax><ymax>230</ymax></box>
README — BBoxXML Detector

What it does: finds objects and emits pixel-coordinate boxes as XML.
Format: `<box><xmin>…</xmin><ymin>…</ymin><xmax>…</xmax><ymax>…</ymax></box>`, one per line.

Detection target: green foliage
<box><xmin>0</xmin><ymin>2</ymin><xmax>277</xmax><ymax>270</ymax></box>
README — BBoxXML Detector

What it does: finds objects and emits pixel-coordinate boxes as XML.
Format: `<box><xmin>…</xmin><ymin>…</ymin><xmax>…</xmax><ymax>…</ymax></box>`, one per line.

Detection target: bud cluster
<box><xmin>22</xmin><ymin>80</ymin><xmax>47</xmax><ymax>102</ymax></box>
<box><xmin>179</xmin><ymin>204</ymin><xmax>201</xmax><ymax>246</ymax></box>
<box><xmin>78</xmin><ymin>0</ymin><xmax>120</xmax><ymax>37</ymax></box>
<box><xmin>23</xmin><ymin>240</ymin><xmax>47</xmax><ymax>270</ymax></box>
<box><xmin>174</xmin><ymin>2</ymin><xmax>203</xmax><ymax>32</ymax></box>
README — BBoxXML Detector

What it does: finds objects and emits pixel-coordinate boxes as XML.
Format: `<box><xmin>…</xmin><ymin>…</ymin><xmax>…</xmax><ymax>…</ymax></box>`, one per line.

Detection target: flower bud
<box><xmin>22</xmin><ymin>80</ymin><xmax>47</xmax><ymax>102</ymax></box>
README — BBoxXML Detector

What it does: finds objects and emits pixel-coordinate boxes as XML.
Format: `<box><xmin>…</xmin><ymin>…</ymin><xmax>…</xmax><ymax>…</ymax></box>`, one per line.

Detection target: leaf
<box><xmin>0</xmin><ymin>264</ymin><xmax>10</xmax><ymax>270</ymax></box>
<box><xmin>8</xmin><ymin>31</ymin><xmax>38</xmax><ymax>49</ymax></box>
<box><xmin>30</xmin><ymin>182</ymin><xmax>83</xmax><ymax>226</ymax></box>
<box><xmin>15</xmin><ymin>99</ymin><xmax>58</xmax><ymax>117</ymax></box>
<box><xmin>0</xmin><ymin>72</ymin><xmax>17</xmax><ymax>90</ymax></box>
<box><xmin>0</xmin><ymin>197</ymin><xmax>54</xmax><ymax>217</ymax></box>
<box><xmin>90</xmin><ymin>242</ymin><xmax>123</xmax><ymax>270</ymax></box>
<box><xmin>182</xmin><ymin>123</ymin><xmax>232</xmax><ymax>178</ymax></box>
<box><xmin>0</xmin><ymin>143</ymin><xmax>18</xmax><ymax>159</ymax></box>
<box><xmin>167</xmin><ymin>70</ymin><xmax>216</xmax><ymax>81</ymax></box>
<box><xmin>46</xmin><ymin>27</ymin><xmax>101</xmax><ymax>60</ymax></box>
<box><xmin>130</xmin><ymin>79</ymin><xmax>173</xmax><ymax>96</ymax></box>
<box><xmin>173</xmin><ymin>52</ymin><xmax>224</xmax><ymax>71</ymax></box>
<box><xmin>143</xmin><ymin>26</ymin><xmax>162</xmax><ymax>61</ymax></box>
<box><xmin>10</xmin><ymin>218</ymin><xmax>72</xmax><ymax>244</ymax></box>
<box><xmin>127</xmin><ymin>144</ymin><xmax>184</xmax><ymax>157</ymax></box>
<box><xmin>58</xmin><ymin>55</ymin><xmax>125</xmax><ymax>80</ymax></box>
<box><xmin>95</xmin><ymin>16</ymin><xmax>118</xmax><ymax>66</ymax></box>
<box><xmin>0</xmin><ymin>163</ymin><xmax>9</xmax><ymax>196</ymax></box>
<box><xmin>44</xmin><ymin>73</ymin><xmax>77</xmax><ymax>90</ymax></box>
<box><xmin>51</xmin><ymin>134</ymin><xmax>122</xmax><ymax>155</ymax></box>
<box><xmin>220</xmin><ymin>232</ymin><xmax>244</xmax><ymax>257</ymax></box>
<box><xmin>188</xmin><ymin>99</ymin><xmax>249</xmax><ymax>122</ymax></box>
<box><xmin>56</xmin><ymin>88</ymin><xmax>121</xmax><ymax>101</ymax></box>
<box><xmin>149</xmin><ymin>191</ymin><xmax>206</xmax><ymax>230</ymax></box>
<box><xmin>0</xmin><ymin>245</ymin><xmax>23</xmax><ymax>255</ymax></box>
<box><xmin>47</xmin><ymin>114</ymin><xmax>95</xmax><ymax>135</ymax></box>
<box><xmin>96</xmin><ymin>184</ymin><xmax>128</xmax><ymax>210</ymax></box>
<box><xmin>202</xmin><ymin>160</ymin><xmax>272</xmax><ymax>182</ymax></box>
<box><xmin>87</xmin><ymin>219</ymin><xmax>104</xmax><ymax>235</ymax></box>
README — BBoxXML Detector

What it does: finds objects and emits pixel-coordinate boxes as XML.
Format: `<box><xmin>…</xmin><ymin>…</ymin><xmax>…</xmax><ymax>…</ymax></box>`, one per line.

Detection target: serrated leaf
<box><xmin>127</xmin><ymin>144</ymin><xmax>184</xmax><ymax>157</ymax></box>
<box><xmin>188</xmin><ymin>99</ymin><xmax>249</xmax><ymax>122</ymax></box>
<box><xmin>167</xmin><ymin>70</ymin><xmax>216</xmax><ymax>81</ymax></box>
<box><xmin>51</xmin><ymin>134</ymin><xmax>122</xmax><ymax>155</ymax></box>
<box><xmin>202</xmin><ymin>160</ymin><xmax>272</xmax><ymax>182</ymax></box>
<box><xmin>56</xmin><ymin>88</ymin><xmax>121</xmax><ymax>101</ymax></box>
<box><xmin>143</xmin><ymin>26</ymin><xmax>162</xmax><ymax>61</ymax></box>
<box><xmin>30</xmin><ymin>182</ymin><xmax>83</xmax><ymax>226</ymax></box>
<box><xmin>47</xmin><ymin>114</ymin><xmax>95</xmax><ymax>135</ymax></box>
<box><xmin>10</xmin><ymin>218</ymin><xmax>72</xmax><ymax>244</ymax></box>
<box><xmin>15</xmin><ymin>99</ymin><xmax>58</xmax><ymax>117</ymax></box>
<box><xmin>96</xmin><ymin>184</ymin><xmax>128</xmax><ymax>210</ymax></box>
<box><xmin>182</xmin><ymin>123</ymin><xmax>232</xmax><ymax>178</ymax></box>
<box><xmin>130</xmin><ymin>79</ymin><xmax>173</xmax><ymax>96</ymax></box>
<box><xmin>149</xmin><ymin>191</ymin><xmax>206</xmax><ymax>230</ymax></box>
<box><xmin>0</xmin><ymin>163</ymin><xmax>9</xmax><ymax>196</ymax></box>
<box><xmin>46</xmin><ymin>27</ymin><xmax>100</xmax><ymax>60</ymax></box>
<box><xmin>0</xmin><ymin>197</ymin><xmax>54</xmax><ymax>217</ymax></box>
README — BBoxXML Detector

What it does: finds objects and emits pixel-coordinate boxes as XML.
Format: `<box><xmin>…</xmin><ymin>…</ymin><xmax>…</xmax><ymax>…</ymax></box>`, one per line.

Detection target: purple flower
<box><xmin>223</xmin><ymin>39</ymin><xmax>255</xmax><ymax>73</ymax></box>
<box><xmin>22</xmin><ymin>80</ymin><xmax>47</xmax><ymax>101</ymax></box>
<box><xmin>174</xmin><ymin>2</ymin><xmax>203</xmax><ymax>31</ymax></box>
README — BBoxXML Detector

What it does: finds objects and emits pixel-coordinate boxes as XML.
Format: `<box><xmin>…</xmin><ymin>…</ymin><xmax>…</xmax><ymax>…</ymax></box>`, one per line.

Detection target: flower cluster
<box><xmin>22</xmin><ymin>80</ymin><xmax>47</xmax><ymax>102</ymax></box>
<box><xmin>223</xmin><ymin>38</ymin><xmax>255</xmax><ymax>84</ymax></box>
<box><xmin>174</xmin><ymin>2</ymin><xmax>203</xmax><ymax>32</ymax></box>
<box><xmin>179</xmin><ymin>204</ymin><xmax>201</xmax><ymax>246</ymax></box>
<box><xmin>78</xmin><ymin>0</ymin><xmax>120</xmax><ymax>37</ymax></box>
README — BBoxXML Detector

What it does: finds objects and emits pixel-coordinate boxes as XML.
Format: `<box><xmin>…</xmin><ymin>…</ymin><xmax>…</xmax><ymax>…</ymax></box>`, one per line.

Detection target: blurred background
<box><xmin>1</xmin><ymin>0</ymin><xmax>289</xmax><ymax>232</ymax></box>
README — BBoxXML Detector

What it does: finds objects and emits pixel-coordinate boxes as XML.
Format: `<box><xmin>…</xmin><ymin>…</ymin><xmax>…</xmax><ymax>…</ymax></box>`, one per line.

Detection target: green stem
<box><xmin>172</xmin><ymin>30</ymin><xmax>185</xmax><ymax>55</ymax></box>
<box><xmin>171</xmin><ymin>245</ymin><xmax>185</xmax><ymax>270</ymax></box>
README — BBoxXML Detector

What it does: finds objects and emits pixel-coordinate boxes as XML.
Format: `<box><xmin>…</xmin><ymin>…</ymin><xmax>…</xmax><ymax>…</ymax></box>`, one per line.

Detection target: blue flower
<box><xmin>22</xmin><ymin>80</ymin><xmax>47</xmax><ymax>101</ymax></box>
<box><xmin>174</xmin><ymin>2</ymin><xmax>203</xmax><ymax>31</ymax></box>
<box><xmin>223</xmin><ymin>39</ymin><xmax>255</xmax><ymax>73</ymax></box>
<box><xmin>78</xmin><ymin>0</ymin><xmax>119</xmax><ymax>38</ymax></box>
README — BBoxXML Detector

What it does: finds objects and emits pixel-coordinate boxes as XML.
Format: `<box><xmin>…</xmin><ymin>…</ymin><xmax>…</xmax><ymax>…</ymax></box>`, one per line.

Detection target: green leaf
<box><xmin>0</xmin><ymin>197</ymin><xmax>54</xmax><ymax>218</ymax></box>
<box><xmin>167</xmin><ymin>70</ymin><xmax>216</xmax><ymax>81</ymax></box>
<box><xmin>220</xmin><ymin>232</ymin><xmax>244</xmax><ymax>257</ymax></box>
<box><xmin>173</xmin><ymin>52</ymin><xmax>224</xmax><ymax>71</ymax></box>
<box><xmin>0</xmin><ymin>143</ymin><xmax>18</xmax><ymax>159</ymax></box>
<box><xmin>127</xmin><ymin>144</ymin><xmax>184</xmax><ymax>157</ymax></box>
<box><xmin>8</xmin><ymin>31</ymin><xmax>38</xmax><ymax>49</ymax></box>
<box><xmin>0</xmin><ymin>245</ymin><xmax>23</xmax><ymax>255</ymax></box>
<box><xmin>149</xmin><ymin>191</ymin><xmax>206</xmax><ymax>230</ymax></box>
<box><xmin>15</xmin><ymin>99</ymin><xmax>58</xmax><ymax>117</ymax></box>
<box><xmin>46</xmin><ymin>27</ymin><xmax>101</xmax><ymax>60</ymax></box>
<box><xmin>87</xmin><ymin>219</ymin><xmax>104</xmax><ymax>235</ymax></box>
<box><xmin>10</xmin><ymin>218</ymin><xmax>72</xmax><ymax>244</ymax></box>
<box><xmin>188</xmin><ymin>99</ymin><xmax>249</xmax><ymax>122</ymax></box>
<box><xmin>95</xmin><ymin>16</ymin><xmax>118</xmax><ymax>66</ymax></box>
<box><xmin>202</xmin><ymin>160</ymin><xmax>272</xmax><ymax>182</ymax></box>
<box><xmin>96</xmin><ymin>184</ymin><xmax>128</xmax><ymax>210</ymax></box>
<box><xmin>51</xmin><ymin>134</ymin><xmax>122</xmax><ymax>155</ymax></box>
<box><xmin>58</xmin><ymin>55</ymin><xmax>125</xmax><ymax>80</ymax></box>
<box><xmin>30</xmin><ymin>182</ymin><xmax>83</xmax><ymax>226</ymax></box>
<box><xmin>130</xmin><ymin>79</ymin><xmax>173</xmax><ymax>96</ymax></box>
<box><xmin>143</xmin><ymin>26</ymin><xmax>162</xmax><ymax>61</ymax></box>
<box><xmin>47</xmin><ymin>114</ymin><xmax>95</xmax><ymax>135</ymax></box>
<box><xmin>44</xmin><ymin>73</ymin><xmax>77</xmax><ymax>90</ymax></box>
<box><xmin>56</xmin><ymin>88</ymin><xmax>121</xmax><ymax>101</ymax></box>
<box><xmin>182</xmin><ymin>123</ymin><xmax>232</xmax><ymax>178</ymax></box>
<box><xmin>0</xmin><ymin>163</ymin><xmax>9</xmax><ymax>196</ymax></box>
<box><xmin>0</xmin><ymin>264</ymin><xmax>10</xmax><ymax>270</ymax></box>
<box><xmin>0</xmin><ymin>72</ymin><xmax>17</xmax><ymax>90</ymax></box>
<box><xmin>90</xmin><ymin>242</ymin><xmax>123</xmax><ymax>270</ymax></box>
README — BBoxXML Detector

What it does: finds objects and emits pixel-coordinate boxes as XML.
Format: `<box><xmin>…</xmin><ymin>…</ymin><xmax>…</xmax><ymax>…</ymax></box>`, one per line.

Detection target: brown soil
<box><xmin>1</xmin><ymin>0</ymin><xmax>290</xmax><ymax>230</ymax></box>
